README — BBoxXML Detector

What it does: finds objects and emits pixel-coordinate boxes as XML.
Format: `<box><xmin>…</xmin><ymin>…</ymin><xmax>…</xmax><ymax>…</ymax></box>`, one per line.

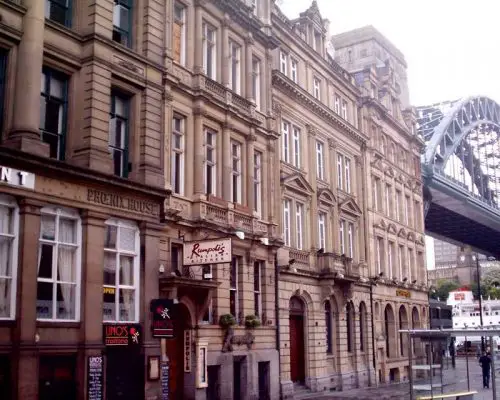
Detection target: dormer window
<box><xmin>313</xmin><ymin>31</ymin><xmax>322</xmax><ymax>53</ymax></box>
<box><xmin>313</xmin><ymin>78</ymin><xmax>321</xmax><ymax>100</ymax></box>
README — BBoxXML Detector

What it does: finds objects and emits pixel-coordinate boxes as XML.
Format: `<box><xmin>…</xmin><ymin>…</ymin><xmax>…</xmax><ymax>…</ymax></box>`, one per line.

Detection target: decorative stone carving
<box><xmin>328</xmin><ymin>138</ymin><xmax>337</xmax><ymax>149</ymax></box>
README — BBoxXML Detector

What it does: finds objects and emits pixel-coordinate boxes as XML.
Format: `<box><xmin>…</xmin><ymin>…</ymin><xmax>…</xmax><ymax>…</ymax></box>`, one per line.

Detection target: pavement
<box><xmin>315</xmin><ymin>358</ymin><xmax>500</xmax><ymax>400</ymax></box>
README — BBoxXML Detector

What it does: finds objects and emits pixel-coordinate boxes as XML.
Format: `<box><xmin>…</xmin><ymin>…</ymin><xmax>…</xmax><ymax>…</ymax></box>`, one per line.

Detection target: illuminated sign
<box><xmin>396</xmin><ymin>289</ymin><xmax>411</xmax><ymax>298</ymax></box>
<box><xmin>103</xmin><ymin>324</ymin><xmax>141</xmax><ymax>346</ymax></box>
<box><xmin>183</xmin><ymin>238</ymin><xmax>232</xmax><ymax>266</ymax></box>
<box><xmin>150</xmin><ymin>299</ymin><xmax>175</xmax><ymax>339</ymax></box>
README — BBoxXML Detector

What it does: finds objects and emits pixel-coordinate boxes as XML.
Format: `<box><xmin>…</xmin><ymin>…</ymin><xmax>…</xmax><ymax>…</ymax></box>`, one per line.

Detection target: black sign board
<box><xmin>87</xmin><ymin>356</ymin><xmax>103</xmax><ymax>400</ymax></box>
<box><xmin>103</xmin><ymin>324</ymin><xmax>142</xmax><ymax>346</ymax></box>
<box><xmin>150</xmin><ymin>299</ymin><xmax>176</xmax><ymax>338</ymax></box>
<box><xmin>161</xmin><ymin>361</ymin><xmax>170</xmax><ymax>400</ymax></box>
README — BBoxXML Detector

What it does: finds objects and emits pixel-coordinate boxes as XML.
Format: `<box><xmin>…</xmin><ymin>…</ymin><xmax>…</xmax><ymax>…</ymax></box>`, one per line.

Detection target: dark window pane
<box><xmin>44</xmin><ymin>100</ymin><xmax>61</xmax><ymax>134</ymax></box>
<box><xmin>49</xmin><ymin>3</ymin><xmax>67</xmax><ymax>25</ymax></box>
<box><xmin>38</xmin><ymin>244</ymin><xmax>54</xmax><ymax>279</ymax></box>
<box><xmin>42</xmin><ymin>132</ymin><xmax>59</xmax><ymax>159</ymax></box>
<box><xmin>113</xmin><ymin>149</ymin><xmax>123</xmax><ymax>176</ymax></box>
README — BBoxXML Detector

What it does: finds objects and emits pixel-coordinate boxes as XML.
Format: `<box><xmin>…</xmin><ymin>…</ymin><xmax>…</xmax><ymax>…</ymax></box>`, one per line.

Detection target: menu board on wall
<box><xmin>161</xmin><ymin>361</ymin><xmax>170</xmax><ymax>400</ymax></box>
<box><xmin>87</xmin><ymin>356</ymin><xmax>103</xmax><ymax>400</ymax></box>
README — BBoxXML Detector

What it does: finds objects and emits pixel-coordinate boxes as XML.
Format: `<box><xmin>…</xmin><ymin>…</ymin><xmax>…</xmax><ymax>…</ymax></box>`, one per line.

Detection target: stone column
<box><xmin>246</xmin><ymin>132</ymin><xmax>256</xmax><ymax>210</ymax></box>
<box><xmin>15</xmin><ymin>199</ymin><xmax>43</xmax><ymax>399</ymax></box>
<box><xmin>141</xmin><ymin>221</ymin><xmax>163</xmax><ymax>399</ymax></box>
<box><xmin>193</xmin><ymin>3</ymin><xmax>203</xmax><ymax>74</ymax></box>
<box><xmin>245</xmin><ymin>34</ymin><xmax>254</xmax><ymax>100</ymax></box>
<box><xmin>222</xmin><ymin>120</ymin><xmax>232</xmax><ymax>201</ymax></box>
<box><xmin>221</xmin><ymin>14</ymin><xmax>230</xmax><ymax>86</ymax></box>
<box><xmin>5</xmin><ymin>0</ymin><xmax>48</xmax><ymax>157</ymax></box>
<box><xmin>193</xmin><ymin>102</ymin><xmax>205</xmax><ymax>195</ymax></box>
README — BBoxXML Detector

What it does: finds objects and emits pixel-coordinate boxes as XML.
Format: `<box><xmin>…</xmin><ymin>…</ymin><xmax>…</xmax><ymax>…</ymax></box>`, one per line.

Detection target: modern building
<box><xmin>0</xmin><ymin>0</ymin><xmax>167</xmax><ymax>399</ymax></box>
<box><xmin>333</xmin><ymin>25</ymin><xmax>429</xmax><ymax>384</ymax></box>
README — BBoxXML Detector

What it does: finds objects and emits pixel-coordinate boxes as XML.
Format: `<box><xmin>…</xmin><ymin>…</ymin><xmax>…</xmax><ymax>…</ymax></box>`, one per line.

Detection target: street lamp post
<box><xmin>476</xmin><ymin>252</ymin><xmax>485</xmax><ymax>352</ymax></box>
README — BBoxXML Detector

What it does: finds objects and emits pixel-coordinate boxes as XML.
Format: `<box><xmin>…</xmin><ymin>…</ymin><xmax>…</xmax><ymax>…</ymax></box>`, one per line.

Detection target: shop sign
<box><xmin>87</xmin><ymin>188</ymin><xmax>160</xmax><ymax>217</ymax></box>
<box><xmin>161</xmin><ymin>361</ymin><xmax>170</xmax><ymax>400</ymax></box>
<box><xmin>184</xmin><ymin>330</ymin><xmax>192</xmax><ymax>372</ymax></box>
<box><xmin>150</xmin><ymin>299</ymin><xmax>175</xmax><ymax>338</ymax></box>
<box><xmin>396</xmin><ymin>289</ymin><xmax>411</xmax><ymax>299</ymax></box>
<box><xmin>103</xmin><ymin>324</ymin><xmax>141</xmax><ymax>346</ymax></box>
<box><xmin>87</xmin><ymin>355</ymin><xmax>103</xmax><ymax>400</ymax></box>
<box><xmin>183</xmin><ymin>238</ymin><xmax>232</xmax><ymax>266</ymax></box>
<box><xmin>0</xmin><ymin>165</ymin><xmax>35</xmax><ymax>190</ymax></box>
<box><xmin>454</xmin><ymin>292</ymin><xmax>465</xmax><ymax>301</ymax></box>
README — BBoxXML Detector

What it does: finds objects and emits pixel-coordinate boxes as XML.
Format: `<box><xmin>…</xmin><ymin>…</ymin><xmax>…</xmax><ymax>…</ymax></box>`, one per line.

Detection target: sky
<box><xmin>279</xmin><ymin>0</ymin><xmax>500</xmax><ymax>107</ymax></box>
<box><xmin>280</xmin><ymin>0</ymin><xmax>500</xmax><ymax>269</ymax></box>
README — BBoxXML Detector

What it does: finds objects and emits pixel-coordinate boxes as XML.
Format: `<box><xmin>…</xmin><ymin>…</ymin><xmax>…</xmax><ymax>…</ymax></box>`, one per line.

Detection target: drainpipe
<box><xmin>275</xmin><ymin>252</ymin><xmax>282</xmax><ymax>399</ymax></box>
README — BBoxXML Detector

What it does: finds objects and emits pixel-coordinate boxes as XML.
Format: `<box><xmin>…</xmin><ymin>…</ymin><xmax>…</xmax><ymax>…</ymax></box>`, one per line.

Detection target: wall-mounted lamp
<box><xmin>235</xmin><ymin>230</ymin><xmax>245</xmax><ymax>240</ymax></box>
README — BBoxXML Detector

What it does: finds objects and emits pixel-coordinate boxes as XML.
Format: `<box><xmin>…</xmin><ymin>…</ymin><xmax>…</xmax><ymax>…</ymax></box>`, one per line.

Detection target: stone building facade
<box><xmin>333</xmin><ymin>25</ymin><xmax>429</xmax><ymax>384</ymax></box>
<box><xmin>0</xmin><ymin>0</ymin><xmax>167</xmax><ymax>399</ymax></box>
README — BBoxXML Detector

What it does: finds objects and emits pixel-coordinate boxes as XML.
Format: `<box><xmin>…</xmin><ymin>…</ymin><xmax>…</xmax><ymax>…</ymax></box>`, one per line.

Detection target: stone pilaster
<box><xmin>221</xmin><ymin>14</ymin><xmax>230</xmax><ymax>86</ymax></box>
<box><xmin>222</xmin><ymin>120</ymin><xmax>232</xmax><ymax>201</ymax></box>
<box><xmin>5</xmin><ymin>0</ymin><xmax>48</xmax><ymax>157</ymax></box>
<box><xmin>245</xmin><ymin>33</ymin><xmax>254</xmax><ymax>100</ymax></box>
<box><xmin>193</xmin><ymin>102</ymin><xmax>205</xmax><ymax>195</ymax></box>
<box><xmin>193</xmin><ymin>4</ymin><xmax>203</xmax><ymax>74</ymax></box>
<box><xmin>246</xmin><ymin>132</ymin><xmax>256</xmax><ymax>210</ymax></box>
<box><xmin>307</xmin><ymin>125</ymin><xmax>318</xmax><ymax>249</ymax></box>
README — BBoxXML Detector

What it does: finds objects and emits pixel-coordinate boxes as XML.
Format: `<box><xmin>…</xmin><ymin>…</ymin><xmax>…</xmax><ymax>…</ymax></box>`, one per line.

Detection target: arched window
<box><xmin>399</xmin><ymin>306</ymin><xmax>409</xmax><ymax>356</ymax></box>
<box><xmin>384</xmin><ymin>304</ymin><xmax>395</xmax><ymax>358</ymax></box>
<box><xmin>325</xmin><ymin>301</ymin><xmax>332</xmax><ymax>354</ymax></box>
<box><xmin>346</xmin><ymin>302</ymin><xmax>354</xmax><ymax>352</ymax></box>
<box><xmin>103</xmin><ymin>218</ymin><xmax>140</xmax><ymax>322</ymax></box>
<box><xmin>359</xmin><ymin>302</ymin><xmax>368</xmax><ymax>352</ymax></box>
<box><xmin>0</xmin><ymin>195</ymin><xmax>19</xmax><ymax>320</ymax></box>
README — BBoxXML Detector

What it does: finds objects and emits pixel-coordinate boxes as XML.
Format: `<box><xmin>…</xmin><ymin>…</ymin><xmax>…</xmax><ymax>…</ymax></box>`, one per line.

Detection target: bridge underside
<box><xmin>426</xmin><ymin>202</ymin><xmax>500</xmax><ymax>258</ymax></box>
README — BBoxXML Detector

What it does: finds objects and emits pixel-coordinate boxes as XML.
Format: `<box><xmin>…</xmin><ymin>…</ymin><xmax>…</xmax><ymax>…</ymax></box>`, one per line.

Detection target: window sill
<box><xmin>36</xmin><ymin>320</ymin><xmax>81</xmax><ymax>328</ymax></box>
<box><xmin>0</xmin><ymin>319</ymin><xmax>15</xmax><ymax>327</ymax></box>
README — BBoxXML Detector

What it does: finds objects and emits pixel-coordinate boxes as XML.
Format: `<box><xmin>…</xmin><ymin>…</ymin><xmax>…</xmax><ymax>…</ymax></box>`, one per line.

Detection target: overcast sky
<box><xmin>280</xmin><ymin>0</ymin><xmax>500</xmax><ymax>269</ymax></box>
<box><xmin>280</xmin><ymin>0</ymin><xmax>500</xmax><ymax>107</ymax></box>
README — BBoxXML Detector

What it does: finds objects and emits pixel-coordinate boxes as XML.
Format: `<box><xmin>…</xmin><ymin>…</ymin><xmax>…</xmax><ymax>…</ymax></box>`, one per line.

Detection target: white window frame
<box><xmin>283</xmin><ymin>199</ymin><xmax>291</xmax><ymax>246</ymax></box>
<box><xmin>204</xmin><ymin>129</ymin><xmax>217</xmax><ymax>196</ymax></box>
<box><xmin>373</xmin><ymin>176</ymin><xmax>379</xmax><ymax>211</ymax></box>
<box><xmin>341</xmin><ymin>100</ymin><xmax>348</xmax><ymax>119</ymax></box>
<box><xmin>318</xmin><ymin>212</ymin><xmax>326</xmax><ymax>249</ymax></box>
<box><xmin>37</xmin><ymin>206</ymin><xmax>82</xmax><ymax>322</ymax></box>
<box><xmin>292</xmin><ymin>127</ymin><xmax>301</xmax><ymax>168</ymax></box>
<box><xmin>171</xmin><ymin>115</ymin><xmax>185</xmax><ymax>195</ymax></box>
<box><xmin>347</xmin><ymin>222</ymin><xmax>354</xmax><ymax>258</ymax></box>
<box><xmin>316</xmin><ymin>141</ymin><xmax>324</xmax><ymax>180</ymax></box>
<box><xmin>0</xmin><ymin>195</ymin><xmax>19</xmax><ymax>320</ymax></box>
<box><xmin>344</xmin><ymin>157</ymin><xmax>351</xmax><ymax>193</ymax></box>
<box><xmin>253</xmin><ymin>150</ymin><xmax>262</xmax><ymax>216</ymax></box>
<box><xmin>202</xmin><ymin>22</ymin><xmax>216</xmax><ymax>80</ymax></box>
<box><xmin>295</xmin><ymin>202</ymin><xmax>304</xmax><ymax>250</ymax></box>
<box><xmin>395</xmin><ymin>189</ymin><xmax>401</xmax><ymax>221</ymax></box>
<box><xmin>229</xmin><ymin>41</ymin><xmax>241</xmax><ymax>94</ymax></box>
<box><xmin>398</xmin><ymin>245</ymin><xmax>404</xmax><ymax>280</ymax></box>
<box><xmin>282</xmin><ymin>121</ymin><xmax>290</xmax><ymax>163</ymax></box>
<box><xmin>385</xmin><ymin>184</ymin><xmax>391</xmax><ymax>216</ymax></box>
<box><xmin>280</xmin><ymin>51</ymin><xmax>288</xmax><ymax>75</ymax></box>
<box><xmin>290</xmin><ymin>58</ymin><xmax>298</xmax><ymax>83</ymax></box>
<box><xmin>173</xmin><ymin>2</ymin><xmax>187</xmax><ymax>66</ymax></box>
<box><xmin>252</xmin><ymin>57</ymin><xmax>261</xmax><ymax>109</ymax></box>
<box><xmin>334</xmin><ymin>95</ymin><xmax>340</xmax><ymax>114</ymax></box>
<box><xmin>337</xmin><ymin>154</ymin><xmax>343</xmax><ymax>189</ymax></box>
<box><xmin>339</xmin><ymin>219</ymin><xmax>345</xmax><ymax>255</ymax></box>
<box><xmin>313</xmin><ymin>77</ymin><xmax>321</xmax><ymax>100</ymax></box>
<box><xmin>388</xmin><ymin>241</ymin><xmax>394</xmax><ymax>278</ymax></box>
<box><xmin>376</xmin><ymin>237</ymin><xmax>383</xmax><ymax>274</ymax></box>
<box><xmin>408</xmin><ymin>248</ymin><xmax>413</xmax><ymax>281</ymax></box>
<box><xmin>231</xmin><ymin>140</ymin><xmax>242</xmax><ymax>204</ymax></box>
<box><xmin>253</xmin><ymin>260</ymin><xmax>262</xmax><ymax>317</ymax></box>
<box><xmin>404</xmin><ymin>195</ymin><xmax>410</xmax><ymax>225</ymax></box>
<box><xmin>103</xmin><ymin>218</ymin><xmax>140</xmax><ymax>323</ymax></box>
<box><xmin>230</xmin><ymin>256</ymin><xmax>239</xmax><ymax>319</ymax></box>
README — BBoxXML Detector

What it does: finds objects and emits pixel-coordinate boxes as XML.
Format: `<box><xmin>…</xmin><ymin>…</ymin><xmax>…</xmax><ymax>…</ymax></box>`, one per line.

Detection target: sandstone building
<box><xmin>0</xmin><ymin>1</ymin><xmax>428</xmax><ymax>399</ymax></box>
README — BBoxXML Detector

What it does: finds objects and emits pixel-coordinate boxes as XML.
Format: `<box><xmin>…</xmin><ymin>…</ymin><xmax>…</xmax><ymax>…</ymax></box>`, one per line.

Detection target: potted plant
<box><xmin>219</xmin><ymin>314</ymin><xmax>236</xmax><ymax>329</ymax></box>
<box><xmin>244</xmin><ymin>314</ymin><xmax>261</xmax><ymax>329</ymax></box>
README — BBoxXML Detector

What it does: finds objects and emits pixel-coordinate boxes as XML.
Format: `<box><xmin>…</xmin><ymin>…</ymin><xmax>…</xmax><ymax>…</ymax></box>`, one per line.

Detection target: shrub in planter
<box><xmin>244</xmin><ymin>314</ymin><xmax>261</xmax><ymax>329</ymax></box>
<box><xmin>219</xmin><ymin>314</ymin><xmax>236</xmax><ymax>329</ymax></box>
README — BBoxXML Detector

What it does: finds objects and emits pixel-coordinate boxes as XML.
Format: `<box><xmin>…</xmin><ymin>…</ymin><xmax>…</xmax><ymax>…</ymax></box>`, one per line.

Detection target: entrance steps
<box><xmin>292</xmin><ymin>383</ymin><xmax>321</xmax><ymax>399</ymax></box>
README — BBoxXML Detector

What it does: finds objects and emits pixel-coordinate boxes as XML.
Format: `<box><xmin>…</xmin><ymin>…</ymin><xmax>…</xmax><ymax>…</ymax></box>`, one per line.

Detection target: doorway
<box><xmin>0</xmin><ymin>355</ymin><xmax>11</xmax><ymax>400</ymax></box>
<box><xmin>106</xmin><ymin>348</ymin><xmax>144</xmax><ymax>400</ymax></box>
<box><xmin>165</xmin><ymin>303</ymin><xmax>192</xmax><ymax>400</ymax></box>
<box><xmin>289</xmin><ymin>296</ymin><xmax>306</xmax><ymax>383</ymax></box>
<box><xmin>39</xmin><ymin>355</ymin><xmax>77</xmax><ymax>400</ymax></box>
<box><xmin>258</xmin><ymin>361</ymin><xmax>270</xmax><ymax>400</ymax></box>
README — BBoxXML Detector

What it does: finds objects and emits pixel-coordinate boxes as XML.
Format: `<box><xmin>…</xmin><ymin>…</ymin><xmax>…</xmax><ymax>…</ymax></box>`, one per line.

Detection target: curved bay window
<box><xmin>325</xmin><ymin>301</ymin><xmax>332</xmax><ymax>354</ymax></box>
<box><xmin>36</xmin><ymin>206</ymin><xmax>81</xmax><ymax>321</ymax></box>
<box><xmin>0</xmin><ymin>195</ymin><xmax>18</xmax><ymax>319</ymax></box>
<box><xmin>103</xmin><ymin>219</ymin><xmax>140</xmax><ymax>322</ymax></box>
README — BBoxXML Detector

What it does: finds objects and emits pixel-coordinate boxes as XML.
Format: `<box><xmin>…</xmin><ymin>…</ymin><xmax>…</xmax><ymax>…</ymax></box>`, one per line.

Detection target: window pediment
<box><xmin>385</xmin><ymin>166</ymin><xmax>395</xmax><ymax>178</ymax></box>
<box><xmin>374</xmin><ymin>218</ymin><xmax>387</xmax><ymax>230</ymax></box>
<box><xmin>339</xmin><ymin>197</ymin><xmax>362</xmax><ymax>217</ymax></box>
<box><xmin>317</xmin><ymin>188</ymin><xmax>336</xmax><ymax>207</ymax></box>
<box><xmin>398</xmin><ymin>227</ymin><xmax>407</xmax><ymax>238</ymax></box>
<box><xmin>387</xmin><ymin>223</ymin><xmax>397</xmax><ymax>235</ymax></box>
<box><xmin>407</xmin><ymin>231</ymin><xmax>416</xmax><ymax>241</ymax></box>
<box><xmin>281</xmin><ymin>172</ymin><xmax>314</xmax><ymax>196</ymax></box>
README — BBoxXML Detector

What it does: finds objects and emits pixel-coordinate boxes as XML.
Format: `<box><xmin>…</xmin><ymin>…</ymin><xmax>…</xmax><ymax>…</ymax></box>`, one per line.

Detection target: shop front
<box><xmin>0</xmin><ymin>149</ymin><xmax>166</xmax><ymax>400</ymax></box>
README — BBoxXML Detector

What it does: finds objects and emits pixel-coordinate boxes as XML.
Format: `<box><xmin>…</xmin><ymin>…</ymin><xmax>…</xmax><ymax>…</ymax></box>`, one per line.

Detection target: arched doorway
<box><xmin>166</xmin><ymin>302</ymin><xmax>192</xmax><ymax>400</ymax></box>
<box><xmin>399</xmin><ymin>306</ymin><xmax>409</xmax><ymax>357</ymax></box>
<box><xmin>384</xmin><ymin>305</ymin><xmax>395</xmax><ymax>358</ymax></box>
<box><xmin>289</xmin><ymin>296</ymin><xmax>306</xmax><ymax>383</ymax></box>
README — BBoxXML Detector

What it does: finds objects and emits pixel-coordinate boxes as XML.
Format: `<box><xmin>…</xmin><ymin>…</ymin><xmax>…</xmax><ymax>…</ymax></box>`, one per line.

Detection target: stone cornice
<box><xmin>211</xmin><ymin>0</ymin><xmax>280</xmax><ymax>49</ymax></box>
<box><xmin>272</xmin><ymin>71</ymin><xmax>367</xmax><ymax>145</ymax></box>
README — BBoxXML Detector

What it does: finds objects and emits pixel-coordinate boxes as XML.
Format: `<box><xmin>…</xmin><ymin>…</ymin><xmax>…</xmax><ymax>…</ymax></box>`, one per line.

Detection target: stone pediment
<box><xmin>317</xmin><ymin>188</ymin><xmax>336</xmax><ymax>206</ymax></box>
<box><xmin>339</xmin><ymin>197</ymin><xmax>362</xmax><ymax>216</ymax></box>
<box><xmin>281</xmin><ymin>172</ymin><xmax>314</xmax><ymax>196</ymax></box>
<box><xmin>416</xmin><ymin>235</ymin><xmax>425</xmax><ymax>245</ymax></box>
<box><xmin>407</xmin><ymin>231</ymin><xmax>416</xmax><ymax>241</ymax></box>
<box><xmin>385</xmin><ymin>166</ymin><xmax>395</xmax><ymax>178</ymax></box>
<box><xmin>398</xmin><ymin>228</ymin><xmax>407</xmax><ymax>238</ymax></box>
<box><xmin>374</xmin><ymin>218</ymin><xmax>387</xmax><ymax>230</ymax></box>
<box><xmin>387</xmin><ymin>223</ymin><xmax>397</xmax><ymax>235</ymax></box>
<box><xmin>300</xmin><ymin>0</ymin><xmax>323</xmax><ymax>27</ymax></box>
